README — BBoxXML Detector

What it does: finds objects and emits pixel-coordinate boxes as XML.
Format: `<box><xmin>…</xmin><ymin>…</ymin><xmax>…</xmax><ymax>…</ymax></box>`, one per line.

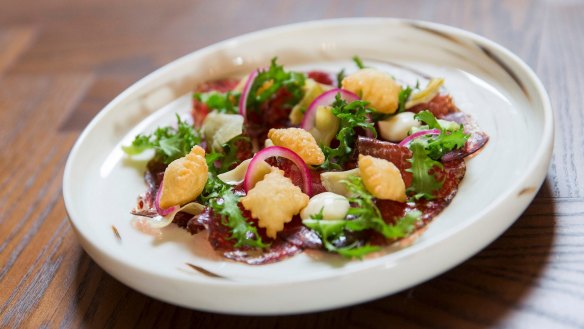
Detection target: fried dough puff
<box><xmin>159</xmin><ymin>146</ymin><xmax>208</xmax><ymax>209</ymax></box>
<box><xmin>358</xmin><ymin>154</ymin><xmax>407</xmax><ymax>202</ymax></box>
<box><xmin>241</xmin><ymin>169</ymin><xmax>309</xmax><ymax>238</ymax></box>
<box><xmin>268</xmin><ymin>128</ymin><xmax>325</xmax><ymax>166</ymax></box>
<box><xmin>342</xmin><ymin>68</ymin><xmax>401</xmax><ymax>114</ymax></box>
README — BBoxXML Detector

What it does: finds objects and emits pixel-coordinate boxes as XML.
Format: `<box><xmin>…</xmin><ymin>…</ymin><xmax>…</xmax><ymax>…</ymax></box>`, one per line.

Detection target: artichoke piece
<box><xmin>310</xmin><ymin>105</ymin><xmax>340</xmax><ymax>146</ymax></box>
<box><xmin>405</xmin><ymin>78</ymin><xmax>445</xmax><ymax>109</ymax></box>
<box><xmin>201</xmin><ymin>112</ymin><xmax>244</xmax><ymax>151</ymax></box>
<box><xmin>289</xmin><ymin>78</ymin><xmax>331</xmax><ymax>125</ymax></box>
<box><xmin>217</xmin><ymin>158</ymin><xmax>271</xmax><ymax>185</ymax></box>
<box><xmin>320</xmin><ymin>168</ymin><xmax>361</xmax><ymax>197</ymax></box>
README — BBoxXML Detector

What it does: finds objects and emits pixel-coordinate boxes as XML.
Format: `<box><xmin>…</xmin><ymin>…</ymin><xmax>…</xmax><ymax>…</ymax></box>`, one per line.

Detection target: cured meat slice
<box><xmin>245</xmin><ymin>88</ymin><xmax>296</xmax><ymax>146</ymax></box>
<box><xmin>205</xmin><ymin>204</ymin><xmax>304</xmax><ymax>265</ymax></box>
<box><xmin>440</xmin><ymin>112</ymin><xmax>489</xmax><ymax>161</ymax></box>
<box><xmin>371</xmin><ymin>158</ymin><xmax>466</xmax><ymax>246</ymax></box>
<box><xmin>309</xmin><ymin>169</ymin><xmax>328</xmax><ymax>196</ymax></box>
<box><xmin>307</xmin><ymin>70</ymin><xmax>334</xmax><ymax>86</ymax></box>
<box><xmin>191</xmin><ymin>79</ymin><xmax>240</xmax><ymax>127</ymax></box>
<box><xmin>279</xmin><ymin>216</ymin><xmax>323</xmax><ymax>249</ymax></box>
<box><xmin>408</xmin><ymin>94</ymin><xmax>458</xmax><ymax>118</ymax></box>
<box><xmin>356</xmin><ymin>136</ymin><xmax>413</xmax><ymax>187</ymax></box>
<box><xmin>131</xmin><ymin>160</ymin><xmax>165</xmax><ymax>217</ymax></box>
<box><xmin>223</xmin><ymin>242</ymin><xmax>301</xmax><ymax>265</ymax></box>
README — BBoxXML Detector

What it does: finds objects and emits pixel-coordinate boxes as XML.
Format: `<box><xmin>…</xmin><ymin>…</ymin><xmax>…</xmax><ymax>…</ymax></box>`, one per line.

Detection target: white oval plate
<box><xmin>63</xmin><ymin>18</ymin><xmax>553</xmax><ymax>315</ymax></box>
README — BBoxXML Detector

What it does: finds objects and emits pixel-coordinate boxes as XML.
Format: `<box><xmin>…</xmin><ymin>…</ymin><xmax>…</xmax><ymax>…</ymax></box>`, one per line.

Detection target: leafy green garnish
<box><xmin>406</xmin><ymin>142</ymin><xmax>444</xmax><ymax>200</ymax></box>
<box><xmin>193</xmin><ymin>90</ymin><xmax>240</xmax><ymax>114</ymax></box>
<box><xmin>122</xmin><ymin>114</ymin><xmax>201</xmax><ymax>165</ymax></box>
<box><xmin>405</xmin><ymin>110</ymin><xmax>470</xmax><ymax>199</ymax></box>
<box><xmin>246</xmin><ymin>57</ymin><xmax>306</xmax><ymax>111</ymax></box>
<box><xmin>336</xmin><ymin>68</ymin><xmax>346</xmax><ymax>88</ymax></box>
<box><xmin>414</xmin><ymin>110</ymin><xmax>470</xmax><ymax>160</ymax></box>
<box><xmin>311</xmin><ymin>207</ymin><xmax>325</xmax><ymax>220</ymax></box>
<box><xmin>200</xmin><ymin>135</ymin><xmax>263</xmax><ymax>248</ymax></box>
<box><xmin>207</xmin><ymin>135</ymin><xmax>249</xmax><ymax>175</ymax></box>
<box><xmin>303</xmin><ymin>219</ymin><xmax>381</xmax><ymax>258</ymax></box>
<box><xmin>343</xmin><ymin>176</ymin><xmax>419</xmax><ymax>239</ymax></box>
<box><xmin>320</xmin><ymin>95</ymin><xmax>376</xmax><ymax>170</ymax></box>
<box><xmin>210</xmin><ymin>189</ymin><xmax>267</xmax><ymax>249</ymax></box>
<box><xmin>199</xmin><ymin>171</ymin><xmax>225</xmax><ymax>203</ymax></box>
<box><xmin>352</xmin><ymin>55</ymin><xmax>366</xmax><ymax>69</ymax></box>
<box><xmin>415</xmin><ymin>110</ymin><xmax>441</xmax><ymax>130</ymax></box>
<box><xmin>397</xmin><ymin>86</ymin><xmax>413</xmax><ymax>113</ymax></box>
<box><xmin>200</xmin><ymin>167</ymin><xmax>267</xmax><ymax>249</ymax></box>
<box><xmin>425</xmin><ymin>129</ymin><xmax>469</xmax><ymax>160</ymax></box>
<box><xmin>303</xmin><ymin>176</ymin><xmax>420</xmax><ymax>258</ymax></box>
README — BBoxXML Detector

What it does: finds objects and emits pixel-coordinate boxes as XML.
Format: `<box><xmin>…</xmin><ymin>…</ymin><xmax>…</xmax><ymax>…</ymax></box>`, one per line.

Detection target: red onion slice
<box><xmin>243</xmin><ymin>146</ymin><xmax>312</xmax><ymax>195</ymax></box>
<box><xmin>155</xmin><ymin>180</ymin><xmax>178</xmax><ymax>216</ymax></box>
<box><xmin>398</xmin><ymin>129</ymin><xmax>441</xmax><ymax>147</ymax></box>
<box><xmin>238</xmin><ymin>70</ymin><xmax>260</xmax><ymax>118</ymax></box>
<box><xmin>300</xmin><ymin>88</ymin><xmax>359</xmax><ymax>131</ymax></box>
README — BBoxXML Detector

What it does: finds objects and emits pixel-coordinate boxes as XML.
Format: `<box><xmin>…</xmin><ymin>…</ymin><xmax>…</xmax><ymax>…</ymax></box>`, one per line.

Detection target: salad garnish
<box><xmin>123</xmin><ymin>114</ymin><xmax>201</xmax><ymax>165</ymax></box>
<box><xmin>123</xmin><ymin>57</ymin><xmax>488</xmax><ymax>264</ymax></box>
<box><xmin>319</xmin><ymin>95</ymin><xmax>376</xmax><ymax>170</ymax></box>
<box><xmin>244</xmin><ymin>58</ymin><xmax>305</xmax><ymax>114</ymax></box>
<box><xmin>194</xmin><ymin>90</ymin><xmax>240</xmax><ymax>115</ymax></box>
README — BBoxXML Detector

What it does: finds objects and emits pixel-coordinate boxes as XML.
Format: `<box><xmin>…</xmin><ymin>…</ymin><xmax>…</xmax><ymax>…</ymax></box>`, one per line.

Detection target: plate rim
<box><xmin>63</xmin><ymin>17</ymin><xmax>554</xmax><ymax>314</ymax></box>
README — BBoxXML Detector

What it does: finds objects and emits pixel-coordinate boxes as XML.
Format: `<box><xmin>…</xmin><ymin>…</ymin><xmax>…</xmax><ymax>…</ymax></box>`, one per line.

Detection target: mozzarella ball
<box><xmin>300</xmin><ymin>192</ymin><xmax>350</xmax><ymax>221</ymax></box>
<box><xmin>378</xmin><ymin>112</ymin><xmax>421</xmax><ymax>142</ymax></box>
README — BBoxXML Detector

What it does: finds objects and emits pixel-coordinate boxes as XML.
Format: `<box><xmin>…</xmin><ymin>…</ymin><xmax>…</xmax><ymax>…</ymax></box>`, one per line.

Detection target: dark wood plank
<box><xmin>0</xmin><ymin>26</ymin><xmax>36</xmax><ymax>75</ymax></box>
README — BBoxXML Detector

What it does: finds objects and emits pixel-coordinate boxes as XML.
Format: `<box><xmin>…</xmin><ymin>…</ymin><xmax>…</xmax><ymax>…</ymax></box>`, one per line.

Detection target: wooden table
<box><xmin>1</xmin><ymin>1</ymin><xmax>582</xmax><ymax>328</ymax></box>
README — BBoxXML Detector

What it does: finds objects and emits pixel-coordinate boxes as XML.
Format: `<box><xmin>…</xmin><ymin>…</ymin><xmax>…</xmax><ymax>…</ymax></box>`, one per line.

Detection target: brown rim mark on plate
<box><xmin>476</xmin><ymin>44</ymin><xmax>529</xmax><ymax>100</ymax></box>
<box><xmin>407</xmin><ymin>22</ymin><xmax>530</xmax><ymax>101</ymax></box>
<box><xmin>518</xmin><ymin>187</ymin><xmax>537</xmax><ymax>196</ymax></box>
<box><xmin>408</xmin><ymin>22</ymin><xmax>464</xmax><ymax>45</ymax></box>
<box><xmin>112</xmin><ymin>225</ymin><xmax>122</xmax><ymax>241</ymax></box>
<box><xmin>186</xmin><ymin>263</ymin><xmax>227</xmax><ymax>279</ymax></box>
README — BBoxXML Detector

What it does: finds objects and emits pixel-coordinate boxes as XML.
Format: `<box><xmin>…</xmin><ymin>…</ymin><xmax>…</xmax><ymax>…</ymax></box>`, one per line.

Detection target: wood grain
<box><xmin>1</xmin><ymin>0</ymin><xmax>583</xmax><ymax>328</ymax></box>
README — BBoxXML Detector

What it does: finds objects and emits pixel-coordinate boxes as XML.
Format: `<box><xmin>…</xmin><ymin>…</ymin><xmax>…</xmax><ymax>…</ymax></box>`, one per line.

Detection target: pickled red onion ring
<box><xmin>243</xmin><ymin>146</ymin><xmax>312</xmax><ymax>195</ymax></box>
<box><xmin>300</xmin><ymin>88</ymin><xmax>359</xmax><ymax>131</ymax></box>
<box><xmin>238</xmin><ymin>70</ymin><xmax>260</xmax><ymax>118</ymax></box>
<box><xmin>398</xmin><ymin>129</ymin><xmax>441</xmax><ymax>147</ymax></box>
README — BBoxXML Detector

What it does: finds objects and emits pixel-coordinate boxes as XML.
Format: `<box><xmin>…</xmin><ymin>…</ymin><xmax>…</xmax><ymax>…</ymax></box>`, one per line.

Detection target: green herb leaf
<box><xmin>414</xmin><ymin>110</ymin><xmax>441</xmax><ymax>130</ymax></box>
<box><xmin>246</xmin><ymin>58</ymin><xmax>306</xmax><ymax>112</ymax></box>
<box><xmin>335</xmin><ymin>245</ymin><xmax>382</xmax><ymax>258</ymax></box>
<box><xmin>344</xmin><ymin>176</ymin><xmax>419</xmax><ymax>239</ymax></box>
<box><xmin>200</xmin><ymin>164</ymin><xmax>267</xmax><ymax>249</ymax></box>
<box><xmin>397</xmin><ymin>85</ymin><xmax>413</xmax><ymax>113</ymax></box>
<box><xmin>319</xmin><ymin>95</ymin><xmax>376</xmax><ymax>170</ymax></box>
<box><xmin>413</xmin><ymin>110</ymin><xmax>470</xmax><ymax>160</ymax></box>
<box><xmin>352</xmin><ymin>55</ymin><xmax>366</xmax><ymax>69</ymax></box>
<box><xmin>194</xmin><ymin>90</ymin><xmax>240</xmax><ymax>114</ymax></box>
<box><xmin>406</xmin><ymin>141</ymin><xmax>444</xmax><ymax>200</ymax></box>
<box><xmin>208</xmin><ymin>135</ymin><xmax>250</xmax><ymax>174</ymax></box>
<box><xmin>404</xmin><ymin>110</ymin><xmax>470</xmax><ymax>199</ymax></box>
<box><xmin>336</xmin><ymin>68</ymin><xmax>346</xmax><ymax>88</ymax></box>
<box><xmin>210</xmin><ymin>189</ymin><xmax>267</xmax><ymax>249</ymax></box>
<box><xmin>303</xmin><ymin>176</ymin><xmax>421</xmax><ymax>258</ymax></box>
<box><xmin>379</xmin><ymin>210</ymin><xmax>421</xmax><ymax>238</ymax></box>
<box><xmin>425</xmin><ymin>128</ymin><xmax>469</xmax><ymax>160</ymax></box>
<box><xmin>122</xmin><ymin>114</ymin><xmax>202</xmax><ymax>165</ymax></box>
<box><xmin>303</xmin><ymin>219</ymin><xmax>381</xmax><ymax>259</ymax></box>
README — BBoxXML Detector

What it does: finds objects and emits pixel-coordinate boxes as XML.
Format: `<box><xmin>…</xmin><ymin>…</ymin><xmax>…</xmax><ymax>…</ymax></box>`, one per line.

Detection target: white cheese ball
<box><xmin>300</xmin><ymin>192</ymin><xmax>350</xmax><ymax>221</ymax></box>
<box><xmin>378</xmin><ymin>112</ymin><xmax>421</xmax><ymax>142</ymax></box>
